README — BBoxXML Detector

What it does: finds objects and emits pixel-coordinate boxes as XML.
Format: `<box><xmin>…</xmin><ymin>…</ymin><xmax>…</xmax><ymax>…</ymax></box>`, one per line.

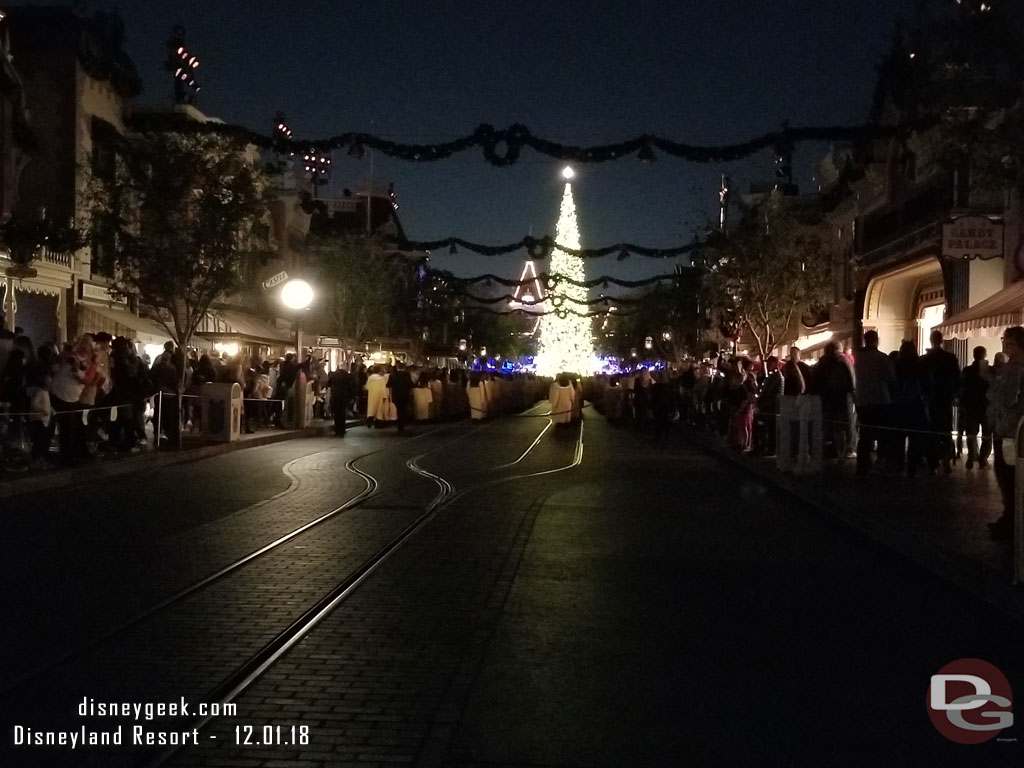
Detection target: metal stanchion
<box><xmin>155</xmin><ymin>394</ymin><xmax>162</xmax><ymax>451</ymax></box>
<box><xmin>1014</xmin><ymin>416</ymin><xmax>1024</xmax><ymax>586</ymax></box>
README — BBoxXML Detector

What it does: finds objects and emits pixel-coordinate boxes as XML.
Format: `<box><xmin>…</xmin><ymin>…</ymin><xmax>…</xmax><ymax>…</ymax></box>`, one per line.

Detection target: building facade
<box><xmin>3</xmin><ymin>6</ymin><xmax>147</xmax><ymax>347</ymax></box>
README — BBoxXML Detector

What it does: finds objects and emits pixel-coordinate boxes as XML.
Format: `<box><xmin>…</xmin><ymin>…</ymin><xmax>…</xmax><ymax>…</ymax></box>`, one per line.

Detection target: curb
<box><xmin>0</xmin><ymin>420</ymin><xmax>364</xmax><ymax>501</ymax></box>
<box><xmin>682</xmin><ymin>430</ymin><xmax>1024</xmax><ymax>627</ymax></box>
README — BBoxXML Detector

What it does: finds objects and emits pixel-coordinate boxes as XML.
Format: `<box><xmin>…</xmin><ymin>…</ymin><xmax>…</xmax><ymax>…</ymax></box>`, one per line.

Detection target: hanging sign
<box><xmin>261</xmin><ymin>270</ymin><xmax>289</xmax><ymax>290</ymax></box>
<box><xmin>942</xmin><ymin>216</ymin><xmax>1004</xmax><ymax>260</ymax></box>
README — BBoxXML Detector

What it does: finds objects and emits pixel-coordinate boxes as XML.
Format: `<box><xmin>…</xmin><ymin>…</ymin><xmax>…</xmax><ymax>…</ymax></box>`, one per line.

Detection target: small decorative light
<box><xmin>644</xmin><ymin>335</ymin><xmax>653</xmax><ymax>350</ymax></box>
<box><xmin>662</xmin><ymin>331</ymin><xmax>672</xmax><ymax>341</ymax></box>
<box><xmin>480</xmin><ymin>346</ymin><xmax>487</xmax><ymax>357</ymax></box>
<box><xmin>561</xmin><ymin>166</ymin><xmax>575</xmax><ymax>180</ymax></box>
<box><xmin>458</xmin><ymin>339</ymin><xmax>467</xmax><ymax>352</ymax></box>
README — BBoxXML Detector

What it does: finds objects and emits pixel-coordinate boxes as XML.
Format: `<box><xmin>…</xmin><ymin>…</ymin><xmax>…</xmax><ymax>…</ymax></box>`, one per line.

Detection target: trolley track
<box><xmin>142</xmin><ymin>416</ymin><xmax>585</xmax><ymax>768</ymax></box>
<box><xmin>0</xmin><ymin>407</ymin><xmax>552</xmax><ymax>698</ymax></box>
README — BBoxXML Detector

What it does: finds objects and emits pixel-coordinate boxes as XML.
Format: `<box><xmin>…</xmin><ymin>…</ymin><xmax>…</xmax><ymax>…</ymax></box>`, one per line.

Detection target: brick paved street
<box><xmin>2</xmin><ymin>413</ymin><xmax>1022</xmax><ymax>767</ymax></box>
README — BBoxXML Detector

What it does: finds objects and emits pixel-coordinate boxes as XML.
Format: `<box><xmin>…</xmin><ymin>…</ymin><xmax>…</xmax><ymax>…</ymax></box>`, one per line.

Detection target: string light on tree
<box><xmin>535</xmin><ymin>166</ymin><xmax>595</xmax><ymax>375</ymax></box>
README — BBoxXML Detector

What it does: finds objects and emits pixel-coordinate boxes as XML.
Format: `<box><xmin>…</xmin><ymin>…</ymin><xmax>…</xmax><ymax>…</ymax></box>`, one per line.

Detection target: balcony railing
<box><xmin>40</xmin><ymin>249</ymin><xmax>74</xmax><ymax>268</ymax></box>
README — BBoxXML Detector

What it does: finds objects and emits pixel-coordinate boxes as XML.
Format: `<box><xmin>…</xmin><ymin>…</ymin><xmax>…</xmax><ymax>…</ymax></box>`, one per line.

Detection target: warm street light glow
<box><xmin>281</xmin><ymin>279</ymin><xmax>314</xmax><ymax>310</ymax></box>
<box><xmin>562</xmin><ymin>166</ymin><xmax>575</xmax><ymax>180</ymax></box>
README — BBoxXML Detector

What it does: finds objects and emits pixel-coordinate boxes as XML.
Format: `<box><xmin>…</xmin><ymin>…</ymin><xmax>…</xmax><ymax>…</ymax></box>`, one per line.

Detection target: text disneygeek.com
<box><xmin>10</xmin><ymin>696</ymin><xmax>312</xmax><ymax>750</ymax></box>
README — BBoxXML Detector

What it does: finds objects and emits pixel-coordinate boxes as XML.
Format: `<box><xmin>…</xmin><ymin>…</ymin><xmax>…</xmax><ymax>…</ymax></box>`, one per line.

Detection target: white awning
<box><xmin>933</xmin><ymin>280</ymin><xmax>1024</xmax><ymax>339</ymax></box>
<box><xmin>77</xmin><ymin>303</ymin><xmax>172</xmax><ymax>345</ymax></box>
<box><xmin>196</xmin><ymin>309</ymin><xmax>292</xmax><ymax>344</ymax></box>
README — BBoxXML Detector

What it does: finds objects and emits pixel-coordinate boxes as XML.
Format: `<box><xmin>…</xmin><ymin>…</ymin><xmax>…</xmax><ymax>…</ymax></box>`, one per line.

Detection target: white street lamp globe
<box><xmin>281</xmin><ymin>279</ymin><xmax>314</xmax><ymax>310</ymax></box>
<box><xmin>561</xmin><ymin>166</ymin><xmax>575</xmax><ymax>181</ymax></box>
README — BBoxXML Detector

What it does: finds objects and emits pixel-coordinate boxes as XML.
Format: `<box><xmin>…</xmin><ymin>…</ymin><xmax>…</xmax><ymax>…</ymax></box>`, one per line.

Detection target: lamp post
<box><xmin>281</xmin><ymin>278</ymin><xmax>314</xmax><ymax>353</ymax></box>
<box><xmin>280</xmin><ymin>278</ymin><xmax>314</xmax><ymax>428</ymax></box>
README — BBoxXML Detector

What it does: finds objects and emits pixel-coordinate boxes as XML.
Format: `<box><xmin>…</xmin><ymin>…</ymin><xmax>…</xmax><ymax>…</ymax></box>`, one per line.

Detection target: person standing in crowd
<box><xmin>780</xmin><ymin>347</ymin><xmax>811</xmax><ymax>463</ymax></box>
<box><xmin>48</xmin><ymin>343</ymin><xmax>88</xmax><ymax>464</ymax></box>
<box><xmin>1</xmin><ymin>347</ymin><xmax>30</xmax><ymax>466</ymax></box>
<box><xmin>960</xmin><ymin>345</ymin><xmax>992</xmax><ymax>469</ymax></box>
<box><xmin>428</xmin><ymin>369</ymin><xmax>443</xmax><ymax>420</ymax></box>
<box><xmin>365</xmin><ymin>365</ymin><xmax>390</xmax><ymax>427</ymax></box>
<box><xmin>923</xmin><ymin>330</ymin><xmax>961</xmax><ymax>474</ymax></box>
<box><xmin>413</xmin><ymin>373</ymin><xmax>434</xmax><ymax>421</ymax></box>
<box><xmin>151</xmin><ymin>344</ymin><xmax>181</xmax><ymax>447</ymax></box>
<box><xmin>108</xmin><ymin>336</ymin><xmax>140</xmax><ymax>453</ymax></box>
<box><xmin>327</xmin><ymin>364</ymin><xmax>356</xmax><ymax>437</ymax></box>
<box><xmin>816</xmin><ymin>342</ymin><xmax>855</xmax><ymax>460</ymax></box>
<box><xmin>91</xmin><ymin>332</ymin><xmax>113</xmax><ymax>446</ymax></box>
<box><xmin>854</xmin><ymin>330</ymin><xmax>895</xmax><ymax>478</ymax></box>
<box><xmin>649</xmin><ymin>370</ymin><xmax>675</xmax><ymax>442</ymax></box>
<box><xmin>987</xmin><ymin>326</ymin><xmax>1024</xmax><ymax>540</ymax></box>
<box><xmin>467</xmin><ymin>372</ymin><xmax>486</xmax><ymax>422</ymax></box>
<box><xmin>25</xmin><ymin>340</ymin><xmax>53</xmax><ymax>466</ymax></box>
<box><xmin>726</xmin><ymin>358</ymin><xmax>757</xmax><ymax>451</ymax></box>
<box><xmin>155</xmin><ymin>340</ymin><xmax>176</xmax><ymax>367</ymax></box>
<box><xmin>387</xmin><ymin>361</ymin><xmax>414</xmax><ymax>433</ymax></box>
<box><xmin>633</xmin><ymin>368</ymin><xmax>652</xmax><ymax>428</ymax></box>
<box><xmin>782</xmin><ymin>347</ymin><xmax>810</xmax><ymax>396</ymax></box>
<box><xmin>755</xmin><ymin>355</ymin><xmax>782</xmax><ymax>456</ymax></box>
<box><xmin>75</xmin><ymin>335</ymin><xmax>103</xmax><ymax>454</ymax></box>
<box><xmin>892</xmin><ymin>340</ymin><xmax>931</xmax><ymax>477</ymax></box>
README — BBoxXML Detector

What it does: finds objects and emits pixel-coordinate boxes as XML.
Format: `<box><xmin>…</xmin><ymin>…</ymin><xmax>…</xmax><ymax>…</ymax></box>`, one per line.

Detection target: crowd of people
<box><xmin>0</xmin><ymin>327</ymin><xmax>337</xmax><ymax>469</ymax></box>
<box><xmin>324</xmin><ymin>362</ymin><xmax>549</xmax><ymax>437</ymax></box>
<box><xmin>596</xmin><ymin>327</ymin><xmax>1024</xmax><ymax>541</ymax></box>
<box><xmin>6</xmin><ymin>321</ymin><xmax>1022</xmax><ymax>541</ymax></box>
<box><xmin>0</xmin><ymin>326</ymin><xmax>552</xmax><ymax>470</ymax></box>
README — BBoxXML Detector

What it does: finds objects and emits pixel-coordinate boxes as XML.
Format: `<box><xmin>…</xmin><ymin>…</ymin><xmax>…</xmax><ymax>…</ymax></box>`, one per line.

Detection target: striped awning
<box><xmin>933</xmin><ymin>280</ymin><xmax>1024</xmax><ymax>339</ymax></box>
<box><xmin>77</xmin><ymin>303</ymin><xmax>172</xmax><ymax>345</ymax></box>
<box><xmin>195</xmin><ymin>309</ymin><xmax>292</xmax><ymax>344</ymax></box>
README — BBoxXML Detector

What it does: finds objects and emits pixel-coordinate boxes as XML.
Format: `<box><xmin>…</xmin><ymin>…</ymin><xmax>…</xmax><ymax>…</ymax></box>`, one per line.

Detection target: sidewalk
<box><xmin>684</xmin><ymin>428</ymin><xmax>1024</xmax><ymax>624</ymax></box>
<box><xmin>0</xmin><ymin>418</ymin><xmax>363</xmax><ymax>500</ymax></box>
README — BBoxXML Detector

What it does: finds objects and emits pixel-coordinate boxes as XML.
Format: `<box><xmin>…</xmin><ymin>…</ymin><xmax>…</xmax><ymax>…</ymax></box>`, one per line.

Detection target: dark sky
<box><xmin>44</xmin><ymin>0</ymin><xmax>911</xmax><ymax>280</ymax></box>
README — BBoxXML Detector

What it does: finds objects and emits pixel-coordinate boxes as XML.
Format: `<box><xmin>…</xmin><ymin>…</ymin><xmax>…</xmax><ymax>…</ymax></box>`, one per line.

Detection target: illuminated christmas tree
<box><xmin>535</xmin><ymin>167</ymin><xmax>594</xmax><ymax>375</ymax></box>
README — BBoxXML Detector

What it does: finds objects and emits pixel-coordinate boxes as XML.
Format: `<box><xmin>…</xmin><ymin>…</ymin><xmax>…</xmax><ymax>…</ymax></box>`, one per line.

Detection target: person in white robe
<box><xmin>549</xmin><ymin>374</ymin><xmax>576</xmax><ymax>425</ymax></box>
<box><xmin>365</xmin><ymin>366</ymin><xmax>393</xmax><ymax>425</ymax></box>
<box><xmin>413</xmin><ymin>380</ymin><xmax>434</xmax><ymax>421</ymax></box>
<box><xmin>467</xmin><ymin>373</ymin><xmax>487</xmax><ymax>421</ymax></box>
<box><xmin>428</xmin><ymin>373</ymin><xmax>443</xmax><ymax>419</ymax></box>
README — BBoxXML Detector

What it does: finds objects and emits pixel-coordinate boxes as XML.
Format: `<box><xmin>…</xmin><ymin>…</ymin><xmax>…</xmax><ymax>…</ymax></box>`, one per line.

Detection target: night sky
<box><xmin>35</xmin><ymin>0</ymin><xmax>911</xmax><ymax>280</ymax></box>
